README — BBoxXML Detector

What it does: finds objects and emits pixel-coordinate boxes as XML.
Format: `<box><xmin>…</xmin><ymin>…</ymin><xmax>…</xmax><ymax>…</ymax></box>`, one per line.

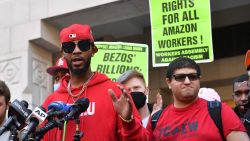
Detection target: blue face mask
<box><xmin>53</xmin><ymin>83</ymin><xmax>60</xmax><ymax>91</ymax></box>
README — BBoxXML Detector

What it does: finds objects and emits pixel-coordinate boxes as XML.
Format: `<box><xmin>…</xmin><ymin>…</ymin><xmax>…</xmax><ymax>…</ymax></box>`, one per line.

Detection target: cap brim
<box><xmin>47</xmin><ymin>66</ymin><xmax>68</xmax><ymax>75</ymax></box>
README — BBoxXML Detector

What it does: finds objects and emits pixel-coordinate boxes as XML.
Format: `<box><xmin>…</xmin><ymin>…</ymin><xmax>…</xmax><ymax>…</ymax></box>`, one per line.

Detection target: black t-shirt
<box><xmin>234</xmin><ymin>107</ymin><xmax>250</xmax><ymax>136</ymax></box>
<box><xmin>147</xmin><ymin>103</ymin><xmax>153</xmax><ymax>113</ymax></box>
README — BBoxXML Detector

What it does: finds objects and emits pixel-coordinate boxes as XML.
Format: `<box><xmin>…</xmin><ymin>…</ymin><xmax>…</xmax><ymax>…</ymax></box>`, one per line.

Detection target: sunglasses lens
<box><xmin>62</xmin><ymin>42</ymin><xmax>75</xmax><ymax>53</ymax></box>
<box><xmin>173</xmin><ymin>73</ymin><xmax>199</xmax><ymax>82</ymax></box>
<box><xmin>78</xmin><ymin>40</ymin><xmax>91</xmax><ymax>52</ymax></box>
<box><xmin>62</xmin><ymin>40</ymin><xmax>91</xmax><ymax>53</ymax></box>
<box><xmin>187</xmin><ymin>74</ymin><xmax>199</xmax><ymax>81</ymax></box>
<box><xmin>173</xmin><ymin>74</ymin><xmax>187</xmax><ymax>81</ymax></box>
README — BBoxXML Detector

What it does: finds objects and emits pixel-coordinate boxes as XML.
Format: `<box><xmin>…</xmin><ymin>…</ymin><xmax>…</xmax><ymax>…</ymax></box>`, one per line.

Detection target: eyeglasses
<box><xmin>172</xmin><ymin>73</ymin><xmax>200</xmax><ymax>82</ymax></box>
<box><xmin>62</xmin><ymin>40</ymin><xmax>92</xmax><ymax>53</ymax></box>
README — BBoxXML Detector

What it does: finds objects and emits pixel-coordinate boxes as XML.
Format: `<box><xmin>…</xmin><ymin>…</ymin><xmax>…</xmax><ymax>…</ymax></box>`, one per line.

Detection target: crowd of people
<box><xmin>0</xmin><ymin>23</ymin><xmax>249</xmax><ymax>141</ymax></box>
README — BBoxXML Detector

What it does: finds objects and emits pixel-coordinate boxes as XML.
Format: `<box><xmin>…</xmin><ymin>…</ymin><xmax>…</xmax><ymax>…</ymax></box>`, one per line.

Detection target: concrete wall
<box><xmin>0</xmin><ymin>0</ymin><xmax>120</xmax><ymax>108</ymax></box>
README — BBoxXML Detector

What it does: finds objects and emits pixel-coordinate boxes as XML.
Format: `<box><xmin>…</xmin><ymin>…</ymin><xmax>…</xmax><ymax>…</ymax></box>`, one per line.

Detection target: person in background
<box><xmin>0</xmin><ymin>80</ymin><xmax>11</xmax><ymax>141</ymax></box>
<box><xmin>117</xmin><ymin>70</ymin><xmax>162</xmax><ymax>128</ymax></box>
<box><xmin>46</xmin><ymin>57</ymin><xmax>69</xmax><ymax>91</ymax></box>
<box><xmin>232</xmin><ymin>74</ymin><xmax>250</xmax><ymax>136</ymax></box>
<box><xmin>151</xmin><ymin>91</ymin><xmax>163</xmax><ymax>116</ymax></box>
<box><xmin>198</xmin><ymin>87</ymin><xmax>221</xmax><ymax>101</ymax></box>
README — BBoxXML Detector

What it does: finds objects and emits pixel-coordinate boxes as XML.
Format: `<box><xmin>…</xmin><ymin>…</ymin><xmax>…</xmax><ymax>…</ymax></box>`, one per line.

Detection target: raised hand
<box><xmin>151</xmin><ymin>92</ymin><xmax>163</xmax><ymax>116</ymax></box>
<box><xmin>108</xmin><ymin>85</ymin><xmax>133</xmax><ymax>120</ymax></box>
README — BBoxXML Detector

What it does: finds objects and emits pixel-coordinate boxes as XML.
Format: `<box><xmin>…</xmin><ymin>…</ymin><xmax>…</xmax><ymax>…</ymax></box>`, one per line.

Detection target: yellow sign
<box><xmin>91</xmin><ymin>42</ymin><xmax>148</xmax><ymax>83</ymax></box>
<box><xmin>149</xmin><ymin>0</ymin><xmax>214</xmax><ymax>67</ymax></box>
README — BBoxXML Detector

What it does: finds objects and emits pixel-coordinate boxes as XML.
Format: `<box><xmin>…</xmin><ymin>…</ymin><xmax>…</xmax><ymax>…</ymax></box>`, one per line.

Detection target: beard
<box><xmin>66</xmin><ymin>57</ymin><xmax>91</xmax><ymax>76</ymax></box>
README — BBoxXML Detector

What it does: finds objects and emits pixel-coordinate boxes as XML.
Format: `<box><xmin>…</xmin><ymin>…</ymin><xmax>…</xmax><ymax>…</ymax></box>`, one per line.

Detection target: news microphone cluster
<box><xmin>21</xmin><ymin>106</ymin><xmax>47</xmax><ymax>140</ymax></box>
<box><xmin>0</xmin><ymin>99</ymin><xmax>31</xmax><ymax>136</ymax></box>
<box><xmin>35</xmin><ymin>98</ymin><xmax>89</xmax><ymax>140</ymax></box>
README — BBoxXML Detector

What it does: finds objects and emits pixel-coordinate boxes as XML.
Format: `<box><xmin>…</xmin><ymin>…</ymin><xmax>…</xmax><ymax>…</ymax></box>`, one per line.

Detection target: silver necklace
<box><xmin>67</xmin><ymin>73</ymin><xmax>94</xmax><ymax>102</ymax></box>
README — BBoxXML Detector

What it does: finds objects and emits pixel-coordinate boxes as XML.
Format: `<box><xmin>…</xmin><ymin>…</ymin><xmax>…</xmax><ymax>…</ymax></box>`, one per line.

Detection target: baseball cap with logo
<box><xmin>59</xmin><ymin>24</ymin><xmax>94</xmax><ymax>43</ymax></box>
<box><xmin>47</xmin><ymin>57</ymin><xmax>69</xmax><ymax>75</ymax></box>
<box><xmin>245</xmin><ymin>50</ymin><xmax>250</xmax><ymax>70</ymax></box>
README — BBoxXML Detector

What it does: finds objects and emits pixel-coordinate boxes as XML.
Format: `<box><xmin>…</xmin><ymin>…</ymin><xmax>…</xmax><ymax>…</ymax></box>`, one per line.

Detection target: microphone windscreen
<box><xmin>8</xmin><ymin>99</ymin><xmax>30</xmax><ymax>123</ymax></box>
<box><xmin>21</xmin><ymin>100</ymin><xmax>29</xmax><ymax>108</ymax></box>
<box><xmin>48</xmin><ymin>101</ymin><xmax>66</xmax><ymax>111</ymax></box>
<box><xmin>75</xmin><ymin>97</ymin><xmax>89</xmax><ymax>112</ymax></box>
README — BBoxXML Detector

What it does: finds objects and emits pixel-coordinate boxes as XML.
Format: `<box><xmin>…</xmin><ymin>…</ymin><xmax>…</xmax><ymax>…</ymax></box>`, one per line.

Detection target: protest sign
<box><xmin>150</xmin><ymin>0</ymin><xmax>213</xmax><ymax>67</ymax></box>
<box><xmin>92</xmin><ymin>42</ymin><xmax>148</xmax><ymax>83</ymax></box>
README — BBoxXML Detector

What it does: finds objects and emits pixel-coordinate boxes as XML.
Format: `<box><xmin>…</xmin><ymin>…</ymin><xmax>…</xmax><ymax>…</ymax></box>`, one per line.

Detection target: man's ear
<box><xmin>60</xmin><ymin>48</ymin><xmax>63</xmax><ymax>53</ymax></box>
<box><xmin>144</xmin><ymin>86</ymin><xmax>149</xmax><ymax>96</ymax></box>
<box><xmin>7</xmin><ymin>101</ymin><xmax>11</xmax><ymax>110</ymax></box>
<box><xmin>92</xmin><ymin>45</ymin><xmax>98</xmax><ymax>54</ymax></box>
<box><xmin>166</xmin><ymin>78</ymin><xmax>171</xmax><ymax>89</ymax></box>
<box><xmin>232</xmin><ymin>93</ymin><xmax>235</xmax><ymax>99</ymax></box>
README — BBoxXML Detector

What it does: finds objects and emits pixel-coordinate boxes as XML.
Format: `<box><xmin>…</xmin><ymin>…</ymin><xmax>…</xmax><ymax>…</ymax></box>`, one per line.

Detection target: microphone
<box><xmin>48</xmin><ymin>104</ymin><xmax>72</xmax><ymax>118</ymax></box>
<box><xmin>35</xmin><ymin>104</ymin><xmax>73</xmax><ymax>133</ymax></box>
<box><xmin>65</xmin><ymin>97</ymin><xmax>89</xmax><ymax>120</ymax></box>
<box><xmin>0</xmin><ymin>99</ymin><xmax>31</xmax><ymax>136</ymax></box>
<box><xmin>21</xmin><ymin>106</ymin><xmax>47</xmax><ymax>140</ymax></box>
<box><xmin>35</xmin><ymin>98</ymin><xmax>89</xmax><ymax>139</ymax></box>
<box><xmin>47</xmin><ymin>101</ymin><xmax>66</xmax><ymax>116</ymax></box>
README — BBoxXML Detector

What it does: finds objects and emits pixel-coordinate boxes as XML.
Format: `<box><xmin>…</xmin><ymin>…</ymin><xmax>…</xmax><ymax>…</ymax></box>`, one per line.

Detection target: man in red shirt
<box><xmin>110</xmin><ymin>57</ymin><xmax>249</xmax><ymax>141</ymax></box>
<box><xmin>41</xmin><ymin>24</ymin><xmax>143</xmax><ymax>141</ymax></box>
<box><xmin>152</xmin><ymin>57</ymin><xmax>248</xmax><ymax>140</ymax></box>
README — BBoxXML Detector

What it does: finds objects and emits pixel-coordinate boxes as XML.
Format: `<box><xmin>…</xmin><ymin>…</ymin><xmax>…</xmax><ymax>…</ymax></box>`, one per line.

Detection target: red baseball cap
<box><xmin>245</xmin><ymin>50</ymin><xmax>250</xmax><ymax>70</ymax></box>
<box><xmin>47</xmin><ymin>57</ymin><xmax>69</xmax><ymax>75</ymax></box>
<box><xmin>59</xmin><ymin>24</ymin><xmax>94</xmax><ymax>43</ymax></box>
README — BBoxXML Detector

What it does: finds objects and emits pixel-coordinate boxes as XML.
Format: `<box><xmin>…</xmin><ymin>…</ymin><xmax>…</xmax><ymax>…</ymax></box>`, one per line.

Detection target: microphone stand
<box><xmin>27</xmin><ymin>132</ymin><xmax>36</xmax><ymax>141</ymax></box>
<box><xmin>34</xmin><ymin>119</ymin><xmax>63</xmax><ymax>141</ymax></box>
<box><xmin>73</xmin><ymin>117</ymin><xmax>83</xmax><ymax>141</ymax></box>
<box><xmin>9</xmin><ymin>125</ymin><xmax>19</xmax><ymax>141</ymax></box>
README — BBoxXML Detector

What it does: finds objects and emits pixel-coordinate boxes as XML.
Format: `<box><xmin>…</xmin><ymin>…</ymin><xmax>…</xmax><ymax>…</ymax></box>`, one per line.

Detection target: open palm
<box><xmin>108</xmin><ymin>85</ymin><xmax>133</xmax><ymax>120</ymax></box>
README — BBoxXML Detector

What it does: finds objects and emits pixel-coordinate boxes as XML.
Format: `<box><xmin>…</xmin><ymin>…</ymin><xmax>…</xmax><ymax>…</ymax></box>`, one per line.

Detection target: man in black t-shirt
<box><xmin>232</xmin><ymin>74</ymin><xmax>250</xmax><ymax>136</ymax></box>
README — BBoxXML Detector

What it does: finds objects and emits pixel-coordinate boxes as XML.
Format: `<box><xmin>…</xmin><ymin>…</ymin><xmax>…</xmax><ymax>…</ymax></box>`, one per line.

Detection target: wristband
<box><xmin>119</xmin><ymin>115</ymin><xmax>134</xmax><ymax>123</ymax></box>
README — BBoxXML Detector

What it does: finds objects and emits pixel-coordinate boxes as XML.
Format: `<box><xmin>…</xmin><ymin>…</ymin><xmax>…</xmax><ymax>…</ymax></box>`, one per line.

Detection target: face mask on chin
<box><xmin>131</xmin><ymin>91</ymin><xmax>147</xmax><ymax>110</ymax></box>
<box><xmin>53</xmin><ymin>83</ymin><xmax>60</xmax><ymax>91</ymax></box>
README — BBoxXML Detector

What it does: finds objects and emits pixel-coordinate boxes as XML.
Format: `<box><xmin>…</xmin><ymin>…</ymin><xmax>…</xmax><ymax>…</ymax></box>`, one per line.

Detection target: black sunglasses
<box><xmin>172</xmin><ymin>73</ymin><xmax>200</xmax><ymax>82</ymax></box>
<box><xmin>62</xmin><ymin>40</ymin><xmax>93</xmax><ymax>53</ymax></box>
